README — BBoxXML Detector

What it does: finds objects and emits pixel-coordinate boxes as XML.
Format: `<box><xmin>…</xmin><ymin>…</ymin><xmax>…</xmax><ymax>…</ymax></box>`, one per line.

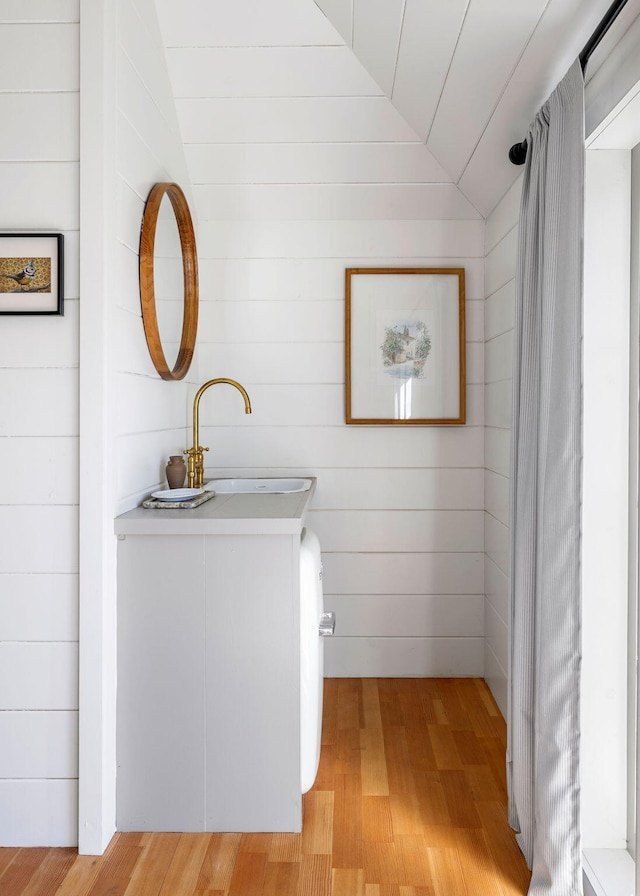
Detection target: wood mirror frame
<box><xmin>139</xmin><ymin>182</ymin><xmax>198</xmax><ymax>380</ymax></box>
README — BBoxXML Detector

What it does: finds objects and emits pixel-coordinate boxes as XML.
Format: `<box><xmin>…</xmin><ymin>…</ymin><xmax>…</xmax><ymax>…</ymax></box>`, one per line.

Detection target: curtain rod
<box><xmin>508</xmin><ymin>0</ymin><xmax>630</xmax><ymax>165</ymax></box>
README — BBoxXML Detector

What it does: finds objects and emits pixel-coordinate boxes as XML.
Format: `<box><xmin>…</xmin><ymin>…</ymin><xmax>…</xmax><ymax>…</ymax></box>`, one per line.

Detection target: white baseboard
<box><xmin>324</xmin><ymin>636</ymin><xmax>484</xmax><ymax>677</ymax></box>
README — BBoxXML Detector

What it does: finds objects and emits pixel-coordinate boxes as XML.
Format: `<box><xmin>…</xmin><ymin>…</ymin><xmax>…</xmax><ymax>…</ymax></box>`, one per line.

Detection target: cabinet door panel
<box><xmin>117</xmin><ymin>535</ymin><xmax>206</xmax><ymax>831</ymax></box>
<box><xmin>204</xmin><ymin>534</ymin><xmax>301</xmax><ymax>831</ymax></box>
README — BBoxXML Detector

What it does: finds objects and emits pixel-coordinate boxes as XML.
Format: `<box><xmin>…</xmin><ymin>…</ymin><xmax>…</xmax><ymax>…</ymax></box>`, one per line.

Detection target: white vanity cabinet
<box><xmin>114</xmin><ymin>485</ymin><xmax>315</xmax><ymax>833</ymax></box>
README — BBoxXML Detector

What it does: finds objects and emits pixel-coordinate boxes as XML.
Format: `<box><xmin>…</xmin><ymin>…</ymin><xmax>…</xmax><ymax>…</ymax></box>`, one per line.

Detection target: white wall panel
<box><xmin>0</xmin><ymin>302</ymin><xmax>78</xmax><ymax>369</ymax></box>
<box><xmin>485</xmin><ymin>331</ymin><xmax>513</xmax><ymax>384</ymax></box>
<box><xmin>485</xmin><ymin>225</ymin><xmax>518</xmax><ymax>297</ymax></box>
<box><xmin>485</xmin><ymin>554</ymin><xmax>508</xmax><ymax>624</ymax></box>
<box><xmin>167</xmin><ymin>47</ymin><xmax>380</xmax><ymax>98</ymax></box>
<box><xmin>0</xmin><ymin>2</ymin><xmax>78</xmax><ymax>21</ymax></box>
<box><xmin>0</xmin><ymin>780</ymin><xmax>77</xmax><ymax>847</ymax></box>
<box><xmin>323</xmin><ymin>552</ymin><xmax>484</xmax><ymax>595</ymax></box>
<box><xmin>0</xmin><ymin>574</ymin><xmax>78</xmax><ymax>641</ymax></box>
<box><xmin>0</xmin><ymin>94</ymin><xmax>79</xmax><ymax>161</ymax></box>
<box><xmin>0</xmin><ymin>507</ymin><xmax>77</xmax><ymax>574</ymax></box>
<box><xmin>484</xmin><ymin>642</ymin><xmax>507</xmax><ymax>718</ymax></box>
<box><xmin>186</xmin><ymin>142</ymin><xmax>450</xmax><ymax>186</ymax></box>
<box><xmin>0</xmin><ymin>370</ymin><xmax>78</xmax><ymax>437</ymax></box>
<box><xmin>117</xmin><ymin>114</ymin><xmax>170</xmax><ymax>204</ymax></box>
<box><xmin>0</xmin><ymin>24</ymin><xmax>79</xmax><ymax>90</ymax></box>
<box><xmin>352</xmin><ymin>0</ymin><xmax>405</xmax><ymax>97</ymax></box>
<box><xmin>156</xmin><ymin>0</ymin><xmax>340</xmax><ymax>48</ymax></box>
<box><xmin>118</xmin><ymin>52</ymin><xmax>188</xmax><ymax>190</ymax></box>
<box><xmin>0</xmin><ymin>712</ymin><xmax>78</xmax><ymax>777</ymax></box>
<box><xmin>194</xmin><ymin>183</ymin><xmax>481</xmax><ymax>222</ymax></box>
<box><xmin>310</xmin><ymin>468</ymin><xmax>484</xmax><ymax>510</ymax></box>
<box><xmin>202</xmin><ymin>426</ymin><xmax>484</xmax><ymax>471</ymax></box>
<box><xmin>485</xmin><ymin>470</ymin><xmax>508</xmax><ymax>527</ymax></box>
<box><xmin>313</xmin><ymin>510</ymin><xmax>484</xmax><ymax>553</ymax></box>
<box><xmin>313</xmin><ymin>0</ymin><xmax>352</xmax><ymax>45</ymax></box>
<box><xmin>0</xmin><ymin>437</ymin><xmax>78</xmax><ymax>505</ymax></box>
<box><xmin>0</xmin><ymin>643</ymin><xmax>78</xmax><ymax>710</ymax></box>
<box><xmin>120</xmin><ymin>1</ymin><xmax>183</xmax><ymax>128</ymax></box>
<box><xmin>0</xmin><ymin>163</ymin><xmax>79</xmax><ymax>230</ymax></box>
<box><xmin>115</xmin><ymin>373</ymin><xmax>189</xmax><ymax>436</ymax></box>
<box><xmin>466</xmin><ymin>301</ymin><xmax>484</xmax><ymax>342</ymax></box>
<box><xmin>485</xmin><ymin>280</ymin><xmax>515</xmax><ymax>341</ymax></box>
<box><xmin>113</xmin><ymin>242</ymin><xmax>142</xmax><ymax>316</ymax></box>
<box><xmin>116</xmin><ymin>429</ymin><xmax>191</xmax><ymax>507</ymax></box>
<box><xmin>200</xmin><ymin>300</ymin><xmax>342</xmax><ymax>344</ymax></box>
<box><xmin>197</xmin><ymin>220</ymin><xmax>484</xmax><ymax>260</ymax></box>
<box><xmin>485</xmin><ymin>380</ymin><xmax>512</xmax><ymax>430</ymax></box>
<box><xmin>485</xmin><ymin>599</ymin><xmax>508</xmax><ymax>674</ymax></box>
<box><xmin>484</xmin><ymin>426</ymin><xmax>510</xmax><ymax>478</ymax></box>
<box><xmin>197</xmin><ymin>257</ymin><xmax>485</xmax><ymax>302</ymax></box>
<box><xmin>329</xmin><ymin>594</ymin><xmax>484</xmax><ymax>637</ymax></box>
<box><xmin>177</xmin><ymin>97</ymin><xmax>419</xmax><ymax>145</ymax></box>
<box><xmin>485</xmin><ymin>495</ymin><xmax>508</xmax><ymax>577</ymax></box>
<box><xmin>112</xmin><ymin>308</ymin><xmax>163</xmax><ymax>379</ymax></box>
<box><xmin>485</xmin><ymin>175</ymin><xmax>522</xmax><ymax>254</ymax></box>
<box><xmin>198</xmin><ymin>342</ymin><xmax>341</xmax><ymax>384</ymax></box>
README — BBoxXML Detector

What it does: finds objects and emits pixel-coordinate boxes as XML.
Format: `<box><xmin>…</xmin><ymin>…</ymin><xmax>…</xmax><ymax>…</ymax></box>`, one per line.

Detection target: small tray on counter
<box><xmin>142</xmin><ymin>489</ymin><xmax>216</xmax><ymax>510</ymax></box>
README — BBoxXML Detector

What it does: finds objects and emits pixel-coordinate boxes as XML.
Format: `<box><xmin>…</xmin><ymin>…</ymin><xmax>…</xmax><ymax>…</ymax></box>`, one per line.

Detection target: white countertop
<box><xmin>114</xmin><ymin>478</ymin><xmax>316</xmax><ymax>536</ymax></box>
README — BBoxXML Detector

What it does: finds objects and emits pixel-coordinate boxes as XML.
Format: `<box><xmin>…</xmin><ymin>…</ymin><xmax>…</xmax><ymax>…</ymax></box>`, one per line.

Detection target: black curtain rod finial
<box><xmin>509</xmin><ymin>140</ymin><xmax>528</xmax><ymax>165</ymax></box>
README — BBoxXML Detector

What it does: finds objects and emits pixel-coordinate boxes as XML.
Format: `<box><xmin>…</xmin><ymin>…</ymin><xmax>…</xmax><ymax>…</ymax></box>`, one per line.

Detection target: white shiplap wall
<box><xmin>158</xmin><ymin>0</ymin><xmax>487</xmax><ymax>677</ymax></box>
<box><xmin>0</xmin><ymin>1</ymin><xmax>80</xmax><ymax>846</ymax></box>
<box><xmin>0</xmin><ymin>0</ymin><xmax>194</xmax><ymax>847</ymax></box>
<box><xmin>484</xmin><ymin>176</ymin><xmax>521</xmax><ymax>716</ymax></box>
<box><xmin>113</xmin><ymin>0</ymin><xmax>197</xmax><ymax>514</ymax></box>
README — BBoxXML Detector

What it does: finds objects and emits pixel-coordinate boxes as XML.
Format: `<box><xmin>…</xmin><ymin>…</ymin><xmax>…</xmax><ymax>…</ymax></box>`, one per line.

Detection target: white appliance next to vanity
<box><xmin>114</xmin><ymin>478</ymin><xmax>326</xmax><ymax>833</ymax></box>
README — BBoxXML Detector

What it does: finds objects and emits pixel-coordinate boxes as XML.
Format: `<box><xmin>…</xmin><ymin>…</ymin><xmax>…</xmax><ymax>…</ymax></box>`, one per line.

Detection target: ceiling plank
<box><xmin>427</xmin><ymin>0</ymin><xmax>550</xmax><ymax>184</ymax></box>
<box><xmin>458</xmin><ymin>0</ymin><xmax>609</xmax><ymax>217</ymax></box>
<box><xmin>392</xmin><ymin>0</ymin><xmax>468</xmax><ymax>142</ymax></box>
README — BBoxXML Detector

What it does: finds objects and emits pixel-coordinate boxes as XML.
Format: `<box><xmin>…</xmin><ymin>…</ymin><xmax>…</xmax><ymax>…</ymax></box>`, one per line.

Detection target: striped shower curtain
<box><xmin>507</xmin><ymin>59</ymin><xmax>585</xmax><ymax>896</ymax></box>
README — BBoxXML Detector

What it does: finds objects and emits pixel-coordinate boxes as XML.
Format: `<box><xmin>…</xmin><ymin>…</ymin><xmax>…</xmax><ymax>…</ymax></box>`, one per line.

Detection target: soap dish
<box><xmin>152</xmin><ymin>487</ymin><xmax>204</xmax><ymax>502</ymax></box>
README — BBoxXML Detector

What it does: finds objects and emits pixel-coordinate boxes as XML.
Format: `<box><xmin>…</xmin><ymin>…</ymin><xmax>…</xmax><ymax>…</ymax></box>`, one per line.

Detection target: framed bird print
<box><xmin>0</xmin><ymin>233</ymin><xmax>64</xmax><ymax>315</ymax></box>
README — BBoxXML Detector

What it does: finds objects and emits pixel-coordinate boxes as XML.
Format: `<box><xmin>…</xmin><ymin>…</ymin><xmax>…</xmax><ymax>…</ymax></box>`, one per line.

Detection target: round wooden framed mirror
<box><xmin>139</xmin><ymin>182</ymin><xmax>198</xmax><ymax>380</ymax></box>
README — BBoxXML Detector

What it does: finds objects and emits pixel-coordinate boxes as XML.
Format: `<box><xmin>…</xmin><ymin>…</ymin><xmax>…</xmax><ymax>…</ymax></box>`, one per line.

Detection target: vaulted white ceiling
<box><xmin>314</xmin><ymin>0</ymin><xmax>640</xmax><ymax>214</ymax></box>
<box><xmin>156</xmin><ymin>0</ymin><xmax>640</xmax><ymax>220</ymax></box>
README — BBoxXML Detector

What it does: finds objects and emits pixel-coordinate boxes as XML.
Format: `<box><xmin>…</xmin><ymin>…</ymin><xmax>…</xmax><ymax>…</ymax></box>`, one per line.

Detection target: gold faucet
<box><xmin>185</xmin><ymin>378</ymin><xmax>252</xmax><ymax>488</ymax></box>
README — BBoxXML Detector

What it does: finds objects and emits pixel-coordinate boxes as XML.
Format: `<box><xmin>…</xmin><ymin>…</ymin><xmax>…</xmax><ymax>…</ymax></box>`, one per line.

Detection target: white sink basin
<box><xmin>209</xmin><ymin>478</ymin><xmax>312</xmax><ymax>494</ymax></box>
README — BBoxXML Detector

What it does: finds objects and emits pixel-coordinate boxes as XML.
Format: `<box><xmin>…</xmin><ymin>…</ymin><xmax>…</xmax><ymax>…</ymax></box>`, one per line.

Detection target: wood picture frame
<box><xmin>345</xmin><ymin>267</ymin><xmax>466</xmax><ymax>425</ymax></box>
<box><xmin>0</xmin><ymin>233</ymin><xmax>64</xmax><ymax>315</ymax></box>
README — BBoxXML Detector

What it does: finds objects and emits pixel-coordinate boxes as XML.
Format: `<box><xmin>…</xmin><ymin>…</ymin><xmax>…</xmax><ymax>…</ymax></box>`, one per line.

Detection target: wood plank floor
<box><xmin>0</xmin><ymin>678</ymin><xmax>531</xmax><ymax>896</ymax></box>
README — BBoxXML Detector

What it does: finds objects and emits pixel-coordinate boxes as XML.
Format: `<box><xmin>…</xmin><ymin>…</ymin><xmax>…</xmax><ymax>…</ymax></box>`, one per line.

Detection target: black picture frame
<box><xmin>0</xmin><ymin>233</ymin><xmax>64</xmax><ymax>315</ymax></box>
